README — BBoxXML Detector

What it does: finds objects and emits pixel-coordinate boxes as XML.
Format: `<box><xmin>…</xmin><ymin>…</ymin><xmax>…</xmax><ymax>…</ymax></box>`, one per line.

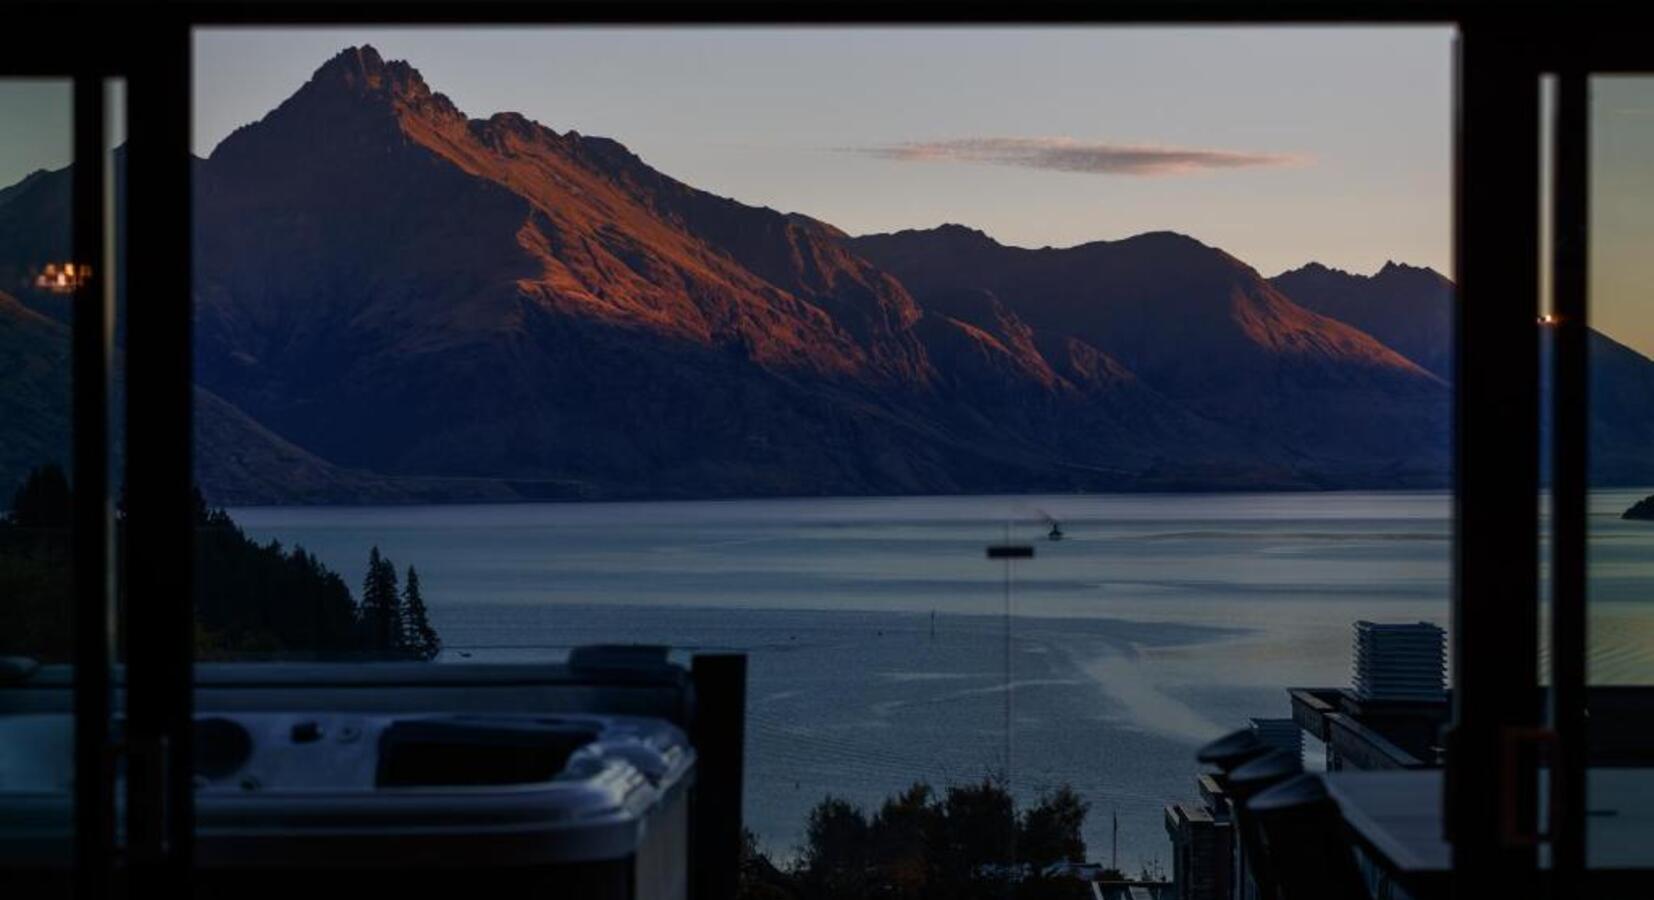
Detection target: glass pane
<box><xmin>0</xmin><ymin>76</ymin><xmax>75</xmax><ymax>893</ymax></box>
<box><xmin>1541</xmin><ymin>73</ymin><xmax>1554</xmax><ymax>690</ymax></box>
<box><xmin>189</xmin><ymin>26</ymin><xmax>1451</xmax><ymax>891</ymax></box>
<box><xmin>1589</xmin><ymin>76</ymin><xmax>1654</xmax><ymax>689</ymax></box>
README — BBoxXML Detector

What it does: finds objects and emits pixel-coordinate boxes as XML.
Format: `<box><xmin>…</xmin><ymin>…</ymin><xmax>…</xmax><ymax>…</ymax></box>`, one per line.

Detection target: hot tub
<box><xmin>0</xmin><ymin>711</ymin><xmax>695</xmax><ymax>899</ymax></box>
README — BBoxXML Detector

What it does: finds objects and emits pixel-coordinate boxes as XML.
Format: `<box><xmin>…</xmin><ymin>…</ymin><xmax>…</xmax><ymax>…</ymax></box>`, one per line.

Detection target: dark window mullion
<box><xmin>70</xmin><ymin>70</ymin><xmax>114</xmax><ymax>900</ymax></box>
<box><xmin>121</xmin><ymin>14</ymin><xmax>196</xmax><ymax>893</ymax></box>
<box><xmin>1548</xmin><ymin>63</ymin><xmax>1589</xmax><ymax>888</ymax></box>
<box><xmin>1450</xmin><ymin>18</ymin><xmax>1544</xmax><ymax>892</ymax></box>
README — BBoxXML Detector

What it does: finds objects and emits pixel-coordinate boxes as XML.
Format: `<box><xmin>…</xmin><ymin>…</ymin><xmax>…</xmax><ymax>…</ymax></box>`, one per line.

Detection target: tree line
<box><xmin>740</xmin><ymin>776</ymin><xmax>1116</xmax><ymax>900</ymax></box>
<box><xmin>359</xmin><ymin>545</ymin><xmax>441</xmax><ymax>660</ymax></box>
<box><xmin>0</xmin><ymin>464</ymin><xmax>440</xmax><ymax>661</ymax></box>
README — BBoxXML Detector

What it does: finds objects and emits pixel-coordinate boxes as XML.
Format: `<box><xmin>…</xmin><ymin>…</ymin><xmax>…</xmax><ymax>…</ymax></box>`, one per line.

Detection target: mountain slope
<box><xmin>1272</xmin><ymin>261</ymin><xmax>1455</xmax><ymax>379</ymax></box>
<box><xmin>189</xmin><ymin>48</ymin><xmax>992</xmax><ymax>494</ymax></box>
<box><xmin>0</xmin><ymin>289</ymin><xmax>413</xmax><ymax>504</ymax></box>
<box><xmin>0</xmin><ymin>162</ymin><xmax>71</xmax><ymax>324</ymax></box>
<box><xmin>198</xmin><ymin>47</ymin><xmax>912</xmax><ymax>381</ymax></box>
<box><xmin>186</xmin><ymin>46</ymin><xmax>1313</xmax><ymax>496</ymax></box>
<box><xmin>1578</xmin><ymin>330</ymin><xmax>1654</xmax><ymax>484</ymax></box>
<box><xmin>1270</xmin><ymin>260</ymin><xmax>1654</xmax><ymax>485</ymax></box>
<box><xmin>851</xmin><ymin>226</ymin><xmax>1452</xmax><ymax>484</ymax></box>
<box><xmin>0</xmin><ymin>291</ymin><xmax>71</xmax><ymax>499</ymax></box>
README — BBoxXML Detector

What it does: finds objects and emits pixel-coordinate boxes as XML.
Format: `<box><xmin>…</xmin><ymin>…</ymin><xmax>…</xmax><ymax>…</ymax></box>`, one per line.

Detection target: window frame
<box><xmin>15</xmin><ymin>2</ymin><xmax>1643</xmax><ymax>897</ymax></box>
<box><xmin>1541</xmin><ymin>20</ymin><xmax>1654</xmax><ymax>892</ymax></box>
<box><xmin>2</xmin><ymin>25</ymin><xmax>119</xmax><ymax>900</ymax></box>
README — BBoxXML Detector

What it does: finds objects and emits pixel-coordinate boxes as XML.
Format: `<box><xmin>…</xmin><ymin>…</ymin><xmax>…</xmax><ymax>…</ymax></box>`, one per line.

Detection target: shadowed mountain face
<box><xmin>181</xmin><ymin>45</ymin><xmax>1332</xmax><ymax>499</ymax></box>
<box><xmin>0</xmin><ymin>292</ymin><xmax>70</xmax><ymax>493</ymax></box>
<box><xmin>0</xmin><ymin>286</ymin><xmax>467</xmax><ymax>506</ymax></box>
<box><xmin>12</xmin><ymin>43</ymin><xmax>1611</xmax><ymax>502</ymax></box>
<box><xmin>0</xmin><ymin>172</ymin><xmax>71</xmax><ymax>319</ymax></box>
<box><xmin>851</xmin><ymin>226</ymin><xmax>1453</xmax><ymax>485</ymax></box>
<box><xmin>1582</xmin><ymin>330</ymin><xmax>1654</xmax><ymax>484</ymax></box>
<box><xmin>1267</xmin><ymin>261</ymin><xmax>1654</xmax><ymax>485</ymax></box>
<box><xmin>1271</xmin><ymin>261</ymin><xmax>1456</xmax><ymax>380</ymax></box>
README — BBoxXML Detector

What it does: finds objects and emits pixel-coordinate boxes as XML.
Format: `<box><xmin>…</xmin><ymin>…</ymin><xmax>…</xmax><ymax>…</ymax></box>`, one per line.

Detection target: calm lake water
<box><xmin>229</xmin><ymin>490</ymin><xmax>1654</xmax><ymax>870</ymax></box>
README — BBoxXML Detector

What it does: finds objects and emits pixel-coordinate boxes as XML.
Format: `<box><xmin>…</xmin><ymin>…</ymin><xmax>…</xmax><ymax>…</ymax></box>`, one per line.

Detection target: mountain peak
<box><xmin>0</xmin><ymin>168</ymin><xmax>51</xmax><ymax>210</ymax></box>
<box><xmin>317</xmin><ymin>45</ymin><xmax>384</xmax><ymax>76</ymax></box>
<box><xmin>300</xmin><ymin>44</ymin><xmax>457</xmax><ymax>118</ymax></box>
<box><xmin>1111</xmin><ymin>230</ymin><xmax>1209</xmax><ymax>252</ymax></box>
<box><xmin>313</xmin><ymin>45</ymin><xmax>403</xmax><ymax>94</ymax></box>
<box><xmin>1274</xmin><ymin>260</ymin><xmax>1358</xmax><ymax>283</ymax></box>
<box><xmin>211</xmin><ymin>45</ymin><xmax>465</xmax><ymax>162</ymax></box>
<box><xmin>472</xmin><ymin>110</ymin><xmax>556</xmax><ymax>148</ymax></box>
<box><xmin>1127</xmin><ymin>229</ymin><xmax>1197</xmax><ymax>242</ymax></box>
<box><xmin>1376</xmin><ymin>259</ymin><xmax>1443</xmax><ymax>280</ymax></box>
<box><xmin>1280</xmin><ymin>259</ymin><xmax>1448</xmax><ymax>285</ymax></box>
<box><xmin>885</xmin><ymin>223</ymin><xmax>1000</xmax><ymax>247</ymax></box>
<box><xmin>1270</xmin><ymin>257</ymin><xmax>1456</xmax><ymax>380</ymax></box>
<box><xmin>933</xmin><ymin>223</ymin><xmax>991</xmax><ymax>239</ymax></box>
<box><xmin>1283</xmin><ymin>260</ymin><xmax>1337</xmax><ymax>275</ymax></box>
<box><xmin>486</xmin><ymin>110</ymin><xmax>538</xmax><ymax>132</ymax></box>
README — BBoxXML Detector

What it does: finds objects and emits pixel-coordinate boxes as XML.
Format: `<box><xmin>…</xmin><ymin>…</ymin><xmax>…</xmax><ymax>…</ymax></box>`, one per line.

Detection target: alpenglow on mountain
<box><xmin>2</xmin><ymin>45</ymin><xmax>1650</xmax><ymax>503</ymax></box>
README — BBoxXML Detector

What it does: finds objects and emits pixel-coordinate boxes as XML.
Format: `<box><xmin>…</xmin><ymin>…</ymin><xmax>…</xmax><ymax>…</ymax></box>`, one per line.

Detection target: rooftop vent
<box><xmin>1352</xmin><ymin>620</ymin><xmax>1446</xmax><ymax>702</ymax></box>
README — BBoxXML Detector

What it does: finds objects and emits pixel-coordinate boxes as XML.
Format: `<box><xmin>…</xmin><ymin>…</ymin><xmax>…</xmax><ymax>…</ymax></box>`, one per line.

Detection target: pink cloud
<box><xmin>849</xmin><ymin>136</ymin><xmax>1308</xmax><ymax>176</ymax></box>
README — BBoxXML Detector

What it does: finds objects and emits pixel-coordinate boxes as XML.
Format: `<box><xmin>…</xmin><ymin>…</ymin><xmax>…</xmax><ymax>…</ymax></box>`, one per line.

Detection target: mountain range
<box><xmin>1</xmin><ymin>45</ymin><xmax>1649</xmax><ymax>504</ymax></box>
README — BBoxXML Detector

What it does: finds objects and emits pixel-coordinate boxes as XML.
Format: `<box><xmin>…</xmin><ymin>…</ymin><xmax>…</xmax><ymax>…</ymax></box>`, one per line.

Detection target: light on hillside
<box><xmin>33</xmin><ymin>262</ymin><xmax>93</xmax><ymax>295</ymax></box>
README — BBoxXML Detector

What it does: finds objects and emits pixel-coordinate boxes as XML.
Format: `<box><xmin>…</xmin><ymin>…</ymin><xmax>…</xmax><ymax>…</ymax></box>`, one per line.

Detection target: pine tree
<box><xmin>360</xmin><ymin>546</ymin><xmax>402</xmax><ymax>655</ymax></box>
<box><xmin>401</xmin><ymin>565</ymin><xmax>441</xmax><ymax>661</ymax></box>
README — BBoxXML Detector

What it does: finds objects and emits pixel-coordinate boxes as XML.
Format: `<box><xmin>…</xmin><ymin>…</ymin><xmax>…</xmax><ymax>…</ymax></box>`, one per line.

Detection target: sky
<box><xmin>0</xmin><ymin>80</ymin><xmax>122</xmax><ymax>191</ymax></box>
<box><xmin>180</xmin><ymin>26</ymin><xmax>1456</xmax><ymax>278</ymax></box>
<box><xmin>0</xmin><ymin>80</ymin><xmax>71</xmax><ymax>189</ymax></box>
<box><xmin>1591</xmin><ymin>77</ymin><xmax>1654</xmax><ymax>358</ymax></box>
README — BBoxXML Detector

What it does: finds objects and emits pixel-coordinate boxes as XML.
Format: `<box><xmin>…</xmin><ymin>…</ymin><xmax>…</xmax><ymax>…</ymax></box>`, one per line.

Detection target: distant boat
<box><xmin>1048</xmin><ymin>522</ymin><xmax>1064</xmax><ymax>541</ymax></box>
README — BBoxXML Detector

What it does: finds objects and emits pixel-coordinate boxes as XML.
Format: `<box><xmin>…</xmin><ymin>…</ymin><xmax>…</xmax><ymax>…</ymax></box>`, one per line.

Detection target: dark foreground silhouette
<box><xmin>739</xmin><ymin>777</ymin><xmax>1154</xmax><ymax>900</ymax></box>
<box><xmin>0</xmin><ymin>464</ymin><xmax>440</xmax><ymax>662</ymax></box>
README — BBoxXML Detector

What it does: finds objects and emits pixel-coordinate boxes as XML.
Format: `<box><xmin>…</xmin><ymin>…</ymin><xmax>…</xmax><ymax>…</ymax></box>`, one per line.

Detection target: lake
<box><xmin>229</xmin><ymin>489</ymin><xmax>1654</xmax><ymax>871</ymax></box>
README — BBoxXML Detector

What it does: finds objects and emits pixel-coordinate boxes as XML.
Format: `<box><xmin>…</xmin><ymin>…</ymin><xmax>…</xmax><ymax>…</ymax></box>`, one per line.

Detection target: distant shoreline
<box><xmin>208</xmin><ymin>479</ymin><xmax>1460</xmax><ymax>510</ymax></box>
<box><xmin>206</xmin><ymin>483</ymin><xmax>1654</xmax><ymax>509</ymax></box>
